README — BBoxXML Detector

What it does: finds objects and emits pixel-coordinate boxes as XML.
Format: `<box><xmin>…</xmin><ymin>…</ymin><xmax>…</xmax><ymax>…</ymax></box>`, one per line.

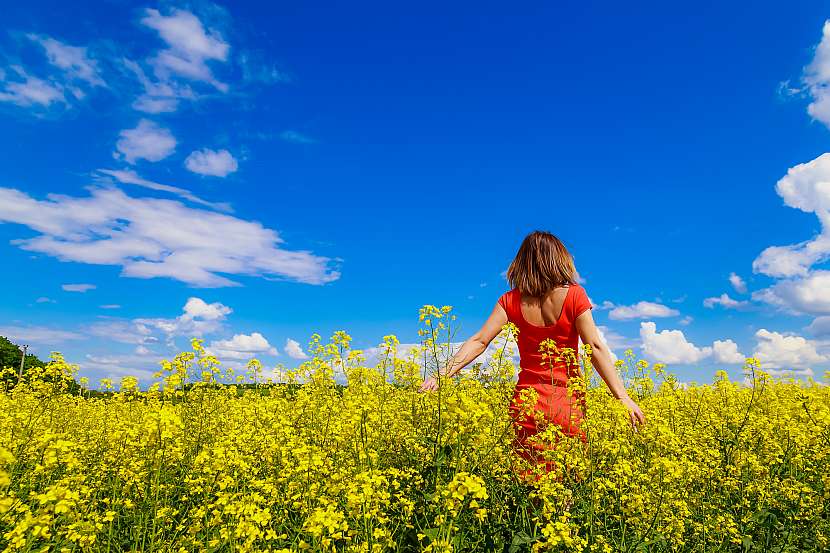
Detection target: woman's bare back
<box><xmin>518</xmin><ymin>285</ymin><xmax>570</xmax><ymax>327</ymax></box>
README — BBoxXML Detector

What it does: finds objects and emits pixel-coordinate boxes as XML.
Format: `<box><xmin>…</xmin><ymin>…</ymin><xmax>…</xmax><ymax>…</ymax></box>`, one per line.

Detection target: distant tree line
<box><xmin>0</xmin><ymin>336</ymin><xmax>81</xmax><ymax>394</ymax></box>
<box><xmin>0</xmin><ymin>336</ymin><xmax>46</xmax><ymax>383</ymax></box>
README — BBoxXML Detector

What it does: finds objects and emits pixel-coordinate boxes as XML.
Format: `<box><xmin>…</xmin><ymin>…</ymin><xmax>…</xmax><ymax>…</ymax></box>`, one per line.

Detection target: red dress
<box><xmin>497</xmin><ymin>284</ymin><xmax>592</xmax><ymax>479</ymax></box>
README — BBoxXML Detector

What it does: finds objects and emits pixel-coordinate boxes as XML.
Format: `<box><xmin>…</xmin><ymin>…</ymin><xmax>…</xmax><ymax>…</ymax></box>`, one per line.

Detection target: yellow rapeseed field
<box><xmin>1</xmin><ymin>305</ymin><xmax>829</xmax><ymax>552</ymax></box>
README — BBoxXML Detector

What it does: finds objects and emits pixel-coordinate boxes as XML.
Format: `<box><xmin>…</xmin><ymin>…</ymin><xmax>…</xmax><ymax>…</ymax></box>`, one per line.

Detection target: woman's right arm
<box><xmin>575</xmin><ymin>310</ymin><xmax>646</xmax><ymax>429</ymax></box>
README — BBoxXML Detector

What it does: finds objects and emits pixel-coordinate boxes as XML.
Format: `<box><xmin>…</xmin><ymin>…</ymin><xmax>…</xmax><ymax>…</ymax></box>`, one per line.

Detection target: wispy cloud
<box><xmin>703</xmin><ymin>293</ymin><xmax>749</xmax><ymax>310</ymax></box>
<box><xmin>0</xmin><ymin>65</ymin><xmax>65</xmax><ymax>108</ymax></box>
<box><xmin>0</xmin><ymin>34</ymin><xmax>106</xmax><ymax>113</ymax></box>
<box><xmin>0</xmin><ymin>325</ymin><xmax>85</xmax><ymax>344</ymax></box>
<box><xmin>1</xmin><ymin>7</ymin><xmax>280</xmax><ymax>117</ymax></box>
<box><xmin>62</xmin><ymin>283</ymin><xmax>96</xmax><ymax>293</ymax></box>
<box><xmin>279</xmin><ymin>130</ymin><xmax>316</xmax><ymax>144</ymax></box>
<box><xmin>802</xmin><ymin>20</ymin><xmax>830</xmax><ymax>129</ymax></box>
<box><xmin>607</xmin><ymin>301</ymin><xmax>679</xmax><ymax>321</ymax></box>
<box><xmin>128</xmin><ymin>8</ymin><xmax>232</xmax><ymax>112</ymax></box>
<box><xmin>124</xmin><ymin>58</ymin><xmax>192</xmax><ymax>114</ymax></box>
<box><xmin>141</xmin><ymin>8</ymin><xmax>230</xmax><ymax>91</ymax></box>
<box><xmin>89</xmin><ymin>297</ymin><xmax>231</xmax><ymax>349</ymax></box>
<box><xmin>728</xmin><ymin>272</ymin><xmax>747</xmax><ymax>294</ymax></box>
<box><xmin>96</xmin><ymin>168</ymin><xmax>232</xmax><ymax>212</ymax></box>
<box><xmin>27</xmin><ymin>34</ymin><xmax>105</xmax><ymax>88</ymax></box>
<box><xmin>0</xmin><ymin>187</ymin><xmax>340</xmax><ymax>287</ymax></box>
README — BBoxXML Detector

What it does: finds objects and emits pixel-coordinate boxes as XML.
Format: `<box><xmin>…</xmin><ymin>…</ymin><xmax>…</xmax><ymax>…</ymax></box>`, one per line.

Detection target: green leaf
<box><xmin>509</xmin><ymin>531</ymin><xmax>536</xmax><ymax>552</ymax></box>
<box><xmin>422</xmin><ymin>527</ymin><xmax>440</xmax><ymax>541</ymax></box>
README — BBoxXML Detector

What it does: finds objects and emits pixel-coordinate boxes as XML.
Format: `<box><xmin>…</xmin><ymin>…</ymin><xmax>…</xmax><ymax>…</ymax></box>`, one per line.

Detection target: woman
<box><xmin>419</xmin><ymin>230</ymin><xmax>645</xmax><ymax>478</ymax></box>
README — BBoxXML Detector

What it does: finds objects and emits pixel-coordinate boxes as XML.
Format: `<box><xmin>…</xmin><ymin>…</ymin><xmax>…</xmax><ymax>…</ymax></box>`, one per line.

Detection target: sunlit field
<box><xmin>1</xmin><ymin>305</ymin><xmax>828</xmax><ymax>552</ymax></box>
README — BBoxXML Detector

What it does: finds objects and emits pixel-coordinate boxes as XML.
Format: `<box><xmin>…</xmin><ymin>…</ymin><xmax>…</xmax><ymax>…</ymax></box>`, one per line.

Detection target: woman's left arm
<box><xmin>418</xmin><ymin>301</ymin><xmax>508</xmax><ymax>392</ymax></box>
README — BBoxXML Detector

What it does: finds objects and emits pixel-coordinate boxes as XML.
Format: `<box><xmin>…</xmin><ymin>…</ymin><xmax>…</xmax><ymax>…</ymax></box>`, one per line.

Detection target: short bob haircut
<box><xmin>506</xmin><ymin>231</ymin><xmax>577</xmax><ymax>297</ymax></box>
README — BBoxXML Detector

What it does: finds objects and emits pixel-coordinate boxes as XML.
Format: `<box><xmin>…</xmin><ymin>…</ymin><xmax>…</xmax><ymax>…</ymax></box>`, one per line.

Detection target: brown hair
<box><xmin>506</xmin><ymin>231</ymin><xmax>577</xmax><ymax>297</ymax></box>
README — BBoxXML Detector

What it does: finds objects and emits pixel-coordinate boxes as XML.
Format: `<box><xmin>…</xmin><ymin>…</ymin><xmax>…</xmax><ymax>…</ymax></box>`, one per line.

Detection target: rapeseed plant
<box><xmin>0</xmin><ymin>307</ymin><xmax>827</xmax><ymax>551</ymax></box>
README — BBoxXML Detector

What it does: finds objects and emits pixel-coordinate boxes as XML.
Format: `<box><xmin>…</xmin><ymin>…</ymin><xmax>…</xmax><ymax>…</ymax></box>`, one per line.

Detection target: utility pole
<box><xmin>18</xmin><ymin>344</ymin><xmax>28</xmax><ymax>382</ymax></box>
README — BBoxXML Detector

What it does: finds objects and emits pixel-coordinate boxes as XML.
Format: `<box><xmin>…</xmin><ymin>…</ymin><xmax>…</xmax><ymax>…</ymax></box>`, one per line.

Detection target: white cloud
<box><xmin>0</xmin><ymin>325</ymin><xmax>84</xmax><ymax>344</ymax></box>
<box><xmin>208</xmin><ymin>332</ymin><xmax>277</xmax><ymax>360</ymax></box>
<box><xmin>89</xmin><ymin>297</ymin><xmax>231</xmax><ymax>350</ymax></box>
<box><xmin>1</xmin><ymin>9</ymin><xmax>270</xmax><ymax>116</ymax></box>
<box><xmin>100</xmin><ymin>304</ymin><xmax>121</xmax><ymax>309</ymax></box>
<box><xmin>141</xmin><ymin>8</ymin><xmax>229</xmax><ymax>92</ymax></box>
<box><xmin>85</xmin><ymin>317</ymin><xmax>159</xmax><ymax>345</ymax></box>
<box><xmin>0</xmin><ymin>65</ymin><xmax>65</xmax><ymax>107</ymax></box>
<box><xmin>803</xmin><ymin>20</ymin><xmax>830</xmax><ymax>129</ymax></box>
<box><xmin>284</xmin><ymin>338</ymin><xmax>309</xmax><ymax>360</ymax></box>
<box><xmin>136</xmin><ymin>297</ymin><xmax>232</xmax><ymax>343</ymax></box>
<box><xmin>752</xmin><ymin>154</ymin><xmax>830</xmax><ymax>279</ymax></box>
<box><xmin>85</xmin><ymin>354</ymin><xmax>124</xmax><ymax>366</ymax></box>
<box><xmin>127</xmin><ymin>4</ymin><xmax>253</xmax><ymax>114</ymax></box>
<box><xmin>807</xmin><ymin>316</ymin><xmax>830</xmax><ymax>337</ymax></box>
<box><xmin>96</xmin><ymin>168</ymin><xmax>232</xmax><ymax>212</ymax></box>
<box><xmin>0</xmin><ymin>34</ymin><xmax>106</xmax><ymax>112</ymax></box>
<box><xmin>729</xmin><ymin>272</ymin><xmax>747</xmax><ymax>294</ymax></box>
<box><xmin>35</xmin><ymin>297</ymin><xmax>56</xmax><ymax>303</ymax></box>
<box><xmin>608</xmin><ymin>301</ymin><xmax>679</xmax><ymax>321</ymax></box>
<box><xmin>124</xmin><ymin>58</ymin><xmax>193</xmax><ymax>114</ymax></box>
<box><xmin>114</xmin><ymin>119</ymin><xmax>177</xmax><ymax>164</ymax></box>
<box><xmin>712</xmin><ymin>339</ymin><xmax>745</xmax><ymax>364</ymax></box>
<box><xmin>78</xmin><ymin>352</ymin><xmax>159</xmax><ymax>383</ymax></box>
<box><xmin>88</xmin><ymin>319</ymin><xmax>156</xmax><ymax>346</ymax></box>
<box><xmin>703</xmin><ymin>293</ymin><xmax>749</xmax><ymax>309</ymax></box>
<box><xmin>639</xmin><ymin>322</ymin><xmax>712</xmax><ymax>364</ymax></box>
<box><xmin>62</xmin><ymin>283</ymin><xmax>96</xmax><ymax>293</ymax></box>
<box><xmin>752</xmin><ymin>270</ymin><xmax>830</xmax><ymax>316</ymax></box>
<box><xmin>181</xmin><ymin>297</ymin><xmax>232</xmax><ymax>321</ymax></box>
<box><xmin>185</xmin><ymin>148</ymin><xmax>238</xmax><ymax>177</ymax></box>
<box><xmin>0</xmin><ymin>187</ymin><xmax>340</xmax><ymax>287</ymax></box>
<box><xmin>752</xmin><ymin>153</ymin><xmax>830</xmax><ymax>331</ymax></box>
<box><xmin>27</xmin><ymin>34</ymin><xmax>104</xmax><ymax>87</ymax></box>
<box><xmin>753</xmin><ymin>329</ymin><xmax>827</xmax><ymax>370</ymax></box>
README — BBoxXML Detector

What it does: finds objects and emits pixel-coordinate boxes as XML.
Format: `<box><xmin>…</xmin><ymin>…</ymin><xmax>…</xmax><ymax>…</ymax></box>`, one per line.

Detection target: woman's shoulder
<box><xmin>497</xmin><ymin>288</ymin><xmax>519</xmax><ymax>308</ymax></box>
<box><xmin>569</xmin><ymin>282</ymin><xmax>592</xmax><ymax>314</ymax></box>
<box><xmin>498</xmin><ymin>288</ymin><xmax>518</xmax><ymax>300</ymax></box>
<box><xmin>568</xmin><ymin>281</ymin><xmax>587</xmax><ymax>294</ymax></box>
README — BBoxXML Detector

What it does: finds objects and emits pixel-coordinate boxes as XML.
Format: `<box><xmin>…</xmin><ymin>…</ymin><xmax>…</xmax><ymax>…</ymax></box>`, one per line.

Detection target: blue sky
<box><xmin>2</xmin><ymin>0</ymin><xmax>830</xmax><ymax>386</ymax></box>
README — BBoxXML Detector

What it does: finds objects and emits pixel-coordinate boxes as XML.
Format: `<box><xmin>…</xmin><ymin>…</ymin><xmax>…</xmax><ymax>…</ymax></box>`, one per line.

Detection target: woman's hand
<box><xmin>620</xmin><ymin>396</ymin><xmax>646</xmax><ymax>431</ymax></box>
<box><xmin>418</xmin><ymin>376</ymin><xmax>439</xmax><ymax>392</ymax></box>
